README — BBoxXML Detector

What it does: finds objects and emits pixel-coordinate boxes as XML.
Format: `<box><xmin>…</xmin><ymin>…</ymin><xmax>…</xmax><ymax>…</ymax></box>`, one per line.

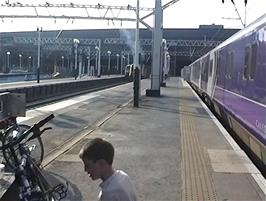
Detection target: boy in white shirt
<box><xmin>79</xmin><ymin>138</ymin><xmax>137</xmax><ymax>201</ymax></box>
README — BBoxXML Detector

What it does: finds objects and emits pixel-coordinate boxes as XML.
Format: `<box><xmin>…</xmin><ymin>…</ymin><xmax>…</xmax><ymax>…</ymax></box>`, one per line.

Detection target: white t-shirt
<box><xmin>98</xmin><ymin>170</ymin><xmax>137</xmax><ymax>201</ymax></box>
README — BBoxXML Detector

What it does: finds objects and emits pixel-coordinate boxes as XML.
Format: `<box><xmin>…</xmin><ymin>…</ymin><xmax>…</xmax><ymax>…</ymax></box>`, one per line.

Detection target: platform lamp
<box><xmin>95</xmin><ymin>47</ymin><xmax>99</xmax><ymax>77</ymax></box>
<box><xmin>61</xmin><ymin>56</ymin><xmax>64</xmax><ymax>73</ymax></box>
<box><xmin>19</xmin><ymin>54</ymin><xmax>22</xmax><ymax>69</ymax></box>
<box><xmin>122</xmin><ymin>55</ymin><xmax>126</xmax><ymax>75</ymax></box>
<box><xmin>107</xmin><ymin>50</ymin><xmax>111</xmax><ymax>76</ymax></box>
<box><xmin>87</xmin><ymin>47</ymin><xmax>91</xmax><ymax>76</ymax></box>
<box><xmin>120</xmin><ymin>52</ymin><xmax>123</xmax><ymax>75</ymax></box>
<box><xmin>37</xmin><ymin>27</ymin><xmax>42</xmax><ymax>83</ymax></box>
<box><xmin>28</xmin><ymin>56</ymin><xmax>31</xmax><ymax>72</ymax></box>
<box><xmin>116</xmin><ymin>54</ymin><xmax>119</xmax><ymax>72</ymax></box>
<box><xmin>73</xmin><ymin>38</ymin><xmax>80</xmax><ymax>80</ymax></box>
<box><xmin>6</xmin><ymin>51</ymin><xmax>10</xmax><ymax>73</ymax></box>
<box><xmin>127</xmin><ymin>52</ymin><xmax>130</xmax><ymax>65</ymax></box>
<box><xmin>87</xmin><ymin>55</ymin><xmax>90</xmax><ymax>76</ymax></box>
<box><xmin>166</xmin><ymin>53</ymin><xmax>170</xmax><ymax>76</ymax></box>
<box><xmin>95</xmin><ymin>45</ymin><xmax>101</xmax><ymax>77</ymax></box>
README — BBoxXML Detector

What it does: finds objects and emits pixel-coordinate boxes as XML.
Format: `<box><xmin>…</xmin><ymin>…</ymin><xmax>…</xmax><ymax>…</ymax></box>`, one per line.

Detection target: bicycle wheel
<box><xmin>29</xmin><ymin>160</ymin><xmax>57</xmax><ymax>201</ymax></box>
<box><xmin>2</xmin><ymin>124</ymin><xmax>44</xmax><ymax>169</ymax></box>
<box><xmin>14</xmin><ymin>157</ymin><xmax>56</xmax><ymax>201</ymax></box>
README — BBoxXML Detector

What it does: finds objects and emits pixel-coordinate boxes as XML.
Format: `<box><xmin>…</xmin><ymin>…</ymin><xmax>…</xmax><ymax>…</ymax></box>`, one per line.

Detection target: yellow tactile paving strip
<box><xmin>180</xmin><ymin>89</ymin><xmax>218</xmax><ymax>201</ymax></box>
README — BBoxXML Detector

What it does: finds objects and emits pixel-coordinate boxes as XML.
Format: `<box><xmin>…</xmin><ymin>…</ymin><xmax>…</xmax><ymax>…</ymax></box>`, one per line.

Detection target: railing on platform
<box><xmin>0</xmin><ymin>77</ymin><xmax>128</xmax><ymax>107</ymax></box>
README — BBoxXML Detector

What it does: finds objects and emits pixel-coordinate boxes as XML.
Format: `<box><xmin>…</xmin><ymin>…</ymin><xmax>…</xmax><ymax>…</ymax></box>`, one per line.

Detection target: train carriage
<box><xmin>181</xmin><ymin>14</ymin><xmax>266</xmax><ymax>173</ymax></box>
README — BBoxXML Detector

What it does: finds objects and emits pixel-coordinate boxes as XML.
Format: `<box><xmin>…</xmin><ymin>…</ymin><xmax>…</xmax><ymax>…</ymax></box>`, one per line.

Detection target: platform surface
<box><xmin>1</xmin><ymin>77</ymin><xmax>265</xmax><ymax>201</ymax></box>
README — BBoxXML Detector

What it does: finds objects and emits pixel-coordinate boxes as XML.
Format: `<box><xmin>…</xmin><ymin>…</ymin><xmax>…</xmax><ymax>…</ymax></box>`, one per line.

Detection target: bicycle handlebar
<box><xmin>36</xmin><ymin>114</ymin><xmax>54</xmax><ymax>129</ymax></box>
<box><xmin>22</xmin><ymin>114</ymin><xmax>54</xmax><ymax>139</ymax></box>
<box><xmin>2</xmin><ymin>114</ymin><xmax>55</xmax><ymax>149</ymax></box>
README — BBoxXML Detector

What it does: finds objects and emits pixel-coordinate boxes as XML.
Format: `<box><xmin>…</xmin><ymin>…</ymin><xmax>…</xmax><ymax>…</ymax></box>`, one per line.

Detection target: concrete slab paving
<box><xmin>46</xmin><ymin>78</ymin><xmax>182</xmax><ymax>201</ymax></box>
<box><xmin>1</xmin><ymin>77</ymin><xmax>265</xmax><ymax>201</ymax></box>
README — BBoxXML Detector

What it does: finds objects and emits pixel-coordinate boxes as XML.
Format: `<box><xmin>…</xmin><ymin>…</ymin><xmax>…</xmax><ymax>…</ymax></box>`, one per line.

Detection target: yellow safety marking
<box><xmin>180</xmin><ymin>89</ymin><xmax>217</xmax><ymax>201</ymax></box>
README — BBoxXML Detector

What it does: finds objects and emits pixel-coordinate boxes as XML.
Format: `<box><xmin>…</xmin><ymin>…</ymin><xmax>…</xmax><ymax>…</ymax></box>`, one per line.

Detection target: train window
<box><xmin>230</xmin><ymin>51</ymin><xmax>234</xmax><ymax>78</ymax></box>
<box><xmin>243</xmin><ymin>46</ymin><xmax>250</xmax><ymax>80</ymax></box>
<box><xmin>217</xmin><ymin>54</ymin><xmax>221</xmax><ymax>77</ymax></box>
<box><xmin>203</xmin><ymin>61</ymin><xmax>208</xmax><ymax>75</ymax></box>
<box><xmin>226</xmin><ymin>52</ymin><xmax>230</xmax><ymax>78</ymax></box>
<box><xmin>209</xmin><ymin>59</ymin><xmax>213</xmax><ymax>75</ymax></box>
<box><xmin>202</xmin><ymin>62</ymin><xmax>205</xmax><ymax>75</ymax></box>
<box><xmin>250</xmin><ymin>44</ymin><xmax>257</xmax><ymax>80</ymax></box>
<box><xmin>0</xmin><ymin>101</ymin><xmax>3</xmax><ymax>113</ymax></box>
<box><xmin>206</xmin><ymin>57</ymin><xmax>210</xmax><ymax>76</ymax></box>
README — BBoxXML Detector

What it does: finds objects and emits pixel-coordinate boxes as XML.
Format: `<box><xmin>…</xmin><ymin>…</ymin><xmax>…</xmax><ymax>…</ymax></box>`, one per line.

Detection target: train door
<box><xmin>200</xmin><ymin>56</ymin><xmax>208</xmax><ymax>92</ymax></box>
<box><xmin>213</xmin><ymin>50</ymin><xmax>224</xmax><ymax>102</ymax></box>
<box><xmin>207</xmin><ymin>52</ymin><xmax>216</xmax><ymax>97</ymax></box>
<box><xmin>199</xmin><ymin>61</ymin><xmax>203</xmax><ymax>89</ymax></box>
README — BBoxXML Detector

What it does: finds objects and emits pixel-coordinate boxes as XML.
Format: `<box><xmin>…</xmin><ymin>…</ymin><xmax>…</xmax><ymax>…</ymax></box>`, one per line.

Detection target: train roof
<box><xmin>214</xmin><ymin>13</ymin><xmax>266</xmax><ymax>50</ymax></box>
<box><xmin>189</xmin><ymin>13</ymin><xmax>266</xmax><ymax>66</ymax></box>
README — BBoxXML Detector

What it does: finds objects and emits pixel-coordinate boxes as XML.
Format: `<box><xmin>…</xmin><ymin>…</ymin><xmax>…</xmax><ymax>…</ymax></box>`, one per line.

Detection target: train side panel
<box><xmin>186</xmin><ymin>16</ymin><xmax>266</xmax><ymax>172</ymax></box>
<box><xmin>212</xmin><ymin>22</ymin><xmax>266</xmax><ymax>170</ymax></box>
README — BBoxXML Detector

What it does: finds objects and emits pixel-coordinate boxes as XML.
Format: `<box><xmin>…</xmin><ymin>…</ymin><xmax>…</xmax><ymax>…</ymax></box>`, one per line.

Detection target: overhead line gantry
<box><xmin>0</xmin><ymin>2</ymin><xmax>152</xmax><ymax>22</ymax></box>
<box><xmin>0</xmin><ymin>1</ymin><xmax>179</xmax><ymax>26</ymax></box>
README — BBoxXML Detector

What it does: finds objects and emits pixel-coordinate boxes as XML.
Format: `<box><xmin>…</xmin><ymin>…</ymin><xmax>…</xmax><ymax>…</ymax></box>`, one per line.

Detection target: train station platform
<box><xmin>0</xmin><ymin>75</ymin><xmax>123</xmax><ymax>90</ymax></box>
<box><xmin>1</xmin><ymin>77</ymin><xmax>265</xmax><ymax>201</ymax></box>
<box><xmin>42</xmin><ymin>77</ymin><xmax>265</xmax><ymax>201</ymax></box>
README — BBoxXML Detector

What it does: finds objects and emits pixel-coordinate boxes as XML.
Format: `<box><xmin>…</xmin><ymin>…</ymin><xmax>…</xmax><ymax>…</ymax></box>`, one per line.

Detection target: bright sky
<box><xmin>0</xmin><ymin>0</ymin><xmax>265</xmax><ymax>32</ymax></box>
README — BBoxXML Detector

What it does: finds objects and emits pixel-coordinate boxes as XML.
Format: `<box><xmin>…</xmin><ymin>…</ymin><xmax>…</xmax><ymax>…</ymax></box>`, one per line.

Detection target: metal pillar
<box><xmin>67</xmin><ymin>55</ymin><xmax>70</xmax><ymax>75</ymax></box>
<box><xmin>120</xmin><ymin>51</ymin><xmax>123</xmax><ymax>75</ymax></box>
<box><xmin>87</xmin><ymin>47</ymin><xmax>91</xmax><ymax>76</ymax></box>
<box><xmin>78</xmin><ymin>54</ymin><xmax>82</xmax><ymax>78</ymax></box>
<box><xmin>95</xmin><ymin>52</ymin><xmax>98</xmax><ymax>77</ymax></box>
<box><xmin>146</xmin><ymin>0</ymin><xmax>162</xmax><ymax>97</ymax></box>
<box><xmin>134</xmin><ymin>0</ymin><xmax>140</xmax><ymax>70</ymax></box>
<box><xmin>161</xmin><ymin>39</ymin><xmax>167</xmax><ymax>87</ymax></box>
<box><xmin>37</xmin><ymin>27</ymin><xmax>42</xmax><ymax>83</ymax></box>
<box><xmin>134</xmin><ymin>0</ymin><xmax>141</xmax><ymax>100</ymax></box>
<box><xmin>97</xmin><ymin>40</ymin><xmax>101</xmax><ymax>77</ymax></box>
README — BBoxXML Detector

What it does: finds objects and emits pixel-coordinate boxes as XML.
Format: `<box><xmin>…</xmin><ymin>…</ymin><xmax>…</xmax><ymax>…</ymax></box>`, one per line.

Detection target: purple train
<box><xmin>181</xmin><ymin>14</ymin><xmax>266</xmax><ymax>171</ymax></box>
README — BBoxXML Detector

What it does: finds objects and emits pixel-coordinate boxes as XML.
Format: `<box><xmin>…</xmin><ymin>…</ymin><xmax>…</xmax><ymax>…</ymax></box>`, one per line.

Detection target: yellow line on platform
<box><xmin>180</xmin><ymin>88</ymin><xmax>217</xmax><ymax>201</ymax></box>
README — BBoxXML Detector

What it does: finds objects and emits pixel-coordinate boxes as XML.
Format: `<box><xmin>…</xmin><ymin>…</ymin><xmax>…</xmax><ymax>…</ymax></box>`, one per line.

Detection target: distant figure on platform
<box><xmin>79</xmin><ymin>138</ymin><xmax>137</xmax><ymax>201</ymax></box>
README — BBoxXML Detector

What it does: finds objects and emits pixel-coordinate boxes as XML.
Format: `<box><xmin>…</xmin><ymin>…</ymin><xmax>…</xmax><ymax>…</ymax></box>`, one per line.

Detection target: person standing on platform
<box><xmin>79</xmin><ymin>138</ymin><xmax>137</xmax><ymax>201</ymax></box>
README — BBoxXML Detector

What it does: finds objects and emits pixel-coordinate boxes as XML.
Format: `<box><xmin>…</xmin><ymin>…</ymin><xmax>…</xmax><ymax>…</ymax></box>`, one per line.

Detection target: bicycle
<box><xmin>0</xmin><ymin>114</ymin><xmax>68</xmax><ymax>201</ymax></box>
<box><xmin>0</xmin><ymin>116</ymin><xmax>44</xmax><ymax>169</ymax></box>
